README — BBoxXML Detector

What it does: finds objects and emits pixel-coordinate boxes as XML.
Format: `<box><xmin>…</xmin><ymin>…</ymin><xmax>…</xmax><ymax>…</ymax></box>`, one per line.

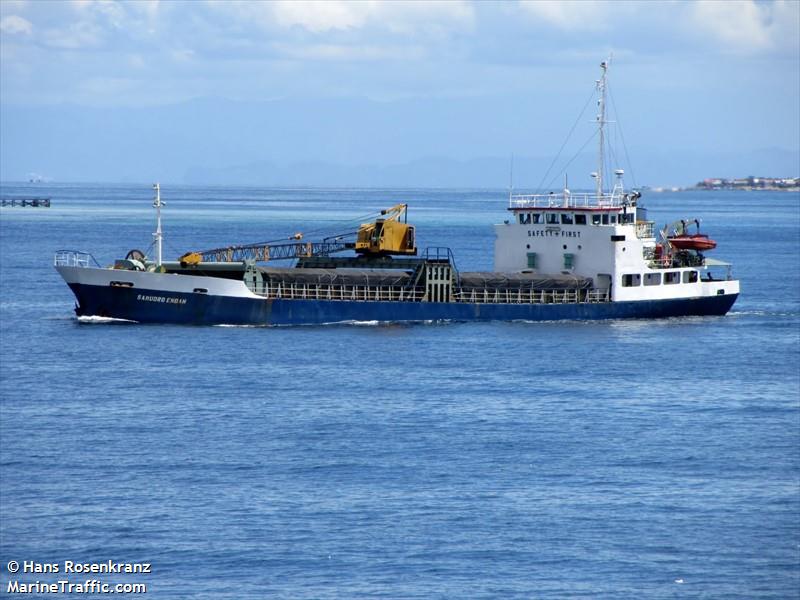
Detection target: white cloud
<box><xmin>690</xmin><ymin>0</ymin><xmax>771</xmax><ymax>52</ymax></box>
<box><xmin>686</xmin><ymin>0</ymin><xmax>800</xmax><ymax>55</ymax></box>
<box><xmin>43</xmin><ymin>21</ymin><xmax>103</xmax><ymax>49</ymax></box>
<box><xmin>270</xmin><ymin>0</ymin><xmax>373</xmax><ymax>33</ymax></box>
<box><xmin>128</xmin><ymin>53</ymin><xmax>146</xmax><ymax>69</ymax></box>
<box><xmin>0</xmin><ymin>15</ymin><xmax>33</xmax><ymax>35</ymax></box>
<box><xmin>517</xmin><ymin>0</ymin><xmax>612</xmax><ymax>32</ymax></box>
<box><xmin>274</xmin><ymin>42</ymin><xmax>426</xmax><ymax>62</ymax></box>
<box><xmin>211</xmin><ymin>0</ymin><xmax>474</xmax><ymax>36</ymax></box>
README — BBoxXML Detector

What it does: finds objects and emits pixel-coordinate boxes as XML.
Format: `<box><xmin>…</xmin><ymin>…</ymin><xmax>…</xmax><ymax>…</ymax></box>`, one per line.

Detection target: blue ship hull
<box><xmin>67</xmin><ymin>283</ymin><xmax>739</xmax><ymax>326</ymax></box>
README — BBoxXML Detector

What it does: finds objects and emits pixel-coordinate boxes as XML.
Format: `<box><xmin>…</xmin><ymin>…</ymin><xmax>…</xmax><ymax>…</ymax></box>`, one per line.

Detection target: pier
<box><xmin>1</xmin><ymin>197</ymin><xmax>51</xmax><ymax>207</ymax></box>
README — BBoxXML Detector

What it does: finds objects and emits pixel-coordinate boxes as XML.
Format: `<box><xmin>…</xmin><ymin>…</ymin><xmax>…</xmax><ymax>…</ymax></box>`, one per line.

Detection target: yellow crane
<box><xmin>354</xmin><ymin>204</ymin><xmax>416</xmax><ymax>256</ymax></box>
<box><xmin>178</xmin><ymin>204</ymin><xmax>416</xmax><ymax>265</ymax></box>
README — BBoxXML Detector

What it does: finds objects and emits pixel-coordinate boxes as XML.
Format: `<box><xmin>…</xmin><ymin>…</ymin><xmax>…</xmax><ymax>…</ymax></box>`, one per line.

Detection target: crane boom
<box><xmin>179</xmin><ymin>204</ymin><xmax>412</xmax><ymax>264</ymax></box>
<box><xmin>380</xmin><ymin>204</ymin><xmax>408</xmax><ymax>222</ymax></box>
<box><xmin>180</xmin><ymin>240</ymin><xmax>349</xmax><ymax>264</ymax></box>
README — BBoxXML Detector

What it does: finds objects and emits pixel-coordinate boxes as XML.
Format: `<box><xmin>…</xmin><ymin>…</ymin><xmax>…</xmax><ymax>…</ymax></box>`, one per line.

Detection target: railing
<box><xmin>255</xmin><ymin>281</ymin><xmax>611</xmax><ymax>305</ymax></box>
<box><xmin>256</xmin><ymin>283</ymin><xmax>427</xmax><ymax>302</ymax></box>
<box><xmin>54</xmin><ymin>250</ymin><xmax>101</xmax><ymax>268</ymax></box>
<box><xmin>454</xmin><ymin>287</ymin><xmax>610</xmax><ymax>304</ymax></box>
<box><xmin>635</xmin><ymin>221</ymin><xmax>655</xmax><ymax>238</ymax></box>
<box><xmin>510</xmin><ymin>192</ymin><xmax>624</xmax><ymax>209</ymax></box>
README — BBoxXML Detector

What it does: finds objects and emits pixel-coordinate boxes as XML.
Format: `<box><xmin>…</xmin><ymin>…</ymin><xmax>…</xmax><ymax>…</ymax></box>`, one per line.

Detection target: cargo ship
<box><xmin>54</xmin><ymin>61</ymin><xmax>739</xmax><ymax>326</ymax></box>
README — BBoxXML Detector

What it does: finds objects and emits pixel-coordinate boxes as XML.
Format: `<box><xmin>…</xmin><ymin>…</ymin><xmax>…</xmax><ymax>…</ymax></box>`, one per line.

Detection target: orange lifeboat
<box><xmin>668</xmin><ymin>233</ymin><xmax>717</xmax><ymax>251</ymax></box>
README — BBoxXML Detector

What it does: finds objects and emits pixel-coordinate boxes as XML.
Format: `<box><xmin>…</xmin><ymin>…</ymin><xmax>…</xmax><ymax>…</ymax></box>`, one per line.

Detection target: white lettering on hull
<box><xmin>137</xmin><ymin>294</ymin><xmax>187</xmax><ymax>305</ymax></box>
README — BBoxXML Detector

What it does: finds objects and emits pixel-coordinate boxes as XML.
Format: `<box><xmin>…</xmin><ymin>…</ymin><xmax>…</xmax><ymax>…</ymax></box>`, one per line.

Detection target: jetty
<box><xmin>1</xmin><ymin>197</ymin><xmax>51</xmax><ymax>207</ymax></box>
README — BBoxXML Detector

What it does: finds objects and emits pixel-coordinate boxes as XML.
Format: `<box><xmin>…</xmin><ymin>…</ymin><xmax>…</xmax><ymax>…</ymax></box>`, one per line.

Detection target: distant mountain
<box><xmin>1</xmin><ymin>98</ymin><xmax>797</xmax><ymax>188</ymax></box>
<box><xmin>183</xmin><ymin>149</ymin><xmax>799</xmax><ymax>189</ymax></box>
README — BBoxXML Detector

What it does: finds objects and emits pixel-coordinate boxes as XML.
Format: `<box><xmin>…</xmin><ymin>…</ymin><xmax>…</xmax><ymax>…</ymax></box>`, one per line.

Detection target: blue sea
<box><xmin>1</xmin><ymin>183</ymin><xmax>798</xmax><ymax>598</ymax></box>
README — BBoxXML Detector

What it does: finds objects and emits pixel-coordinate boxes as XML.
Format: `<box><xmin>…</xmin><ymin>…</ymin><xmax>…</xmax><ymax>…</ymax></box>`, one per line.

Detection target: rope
<box><xmin>534</xmin><ymin>86</ymin><xmax>597</xmax><ymax>194</ymax></box>
<box><xmin>607</xmin><ymin>82</ymin><xmax>638</xmax><ymax>189</ymax></box>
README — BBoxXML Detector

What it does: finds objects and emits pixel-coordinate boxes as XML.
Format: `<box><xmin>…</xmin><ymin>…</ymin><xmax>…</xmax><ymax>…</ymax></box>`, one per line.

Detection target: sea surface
<box><xmin>1</xmin><ymin>183</ymin><xmax>798</xmax><ymax>598</ymax></box>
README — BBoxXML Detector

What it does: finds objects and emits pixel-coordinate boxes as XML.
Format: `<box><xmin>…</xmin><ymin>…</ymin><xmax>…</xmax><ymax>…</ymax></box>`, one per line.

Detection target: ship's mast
<box><xmin>152</xmin><ymin>183</ymin><xmax>164</xmax><ymax>267</ymax></box>
<box><xmin>595</xmin><ymin>59</ymin><xmax>608</xmax><ymax>199</ymax></box>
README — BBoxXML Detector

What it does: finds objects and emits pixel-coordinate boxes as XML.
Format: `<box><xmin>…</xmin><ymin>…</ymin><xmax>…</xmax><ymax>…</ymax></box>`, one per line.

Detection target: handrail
<box><xmin>54</xmin><ymin>250</ymin><xmax>102</xmax><ymax>268</ymax></box>
<box><xmin>510</xmin><ymin>192</ymin><xmax>628</xmax><ymax>209</ymax></box>
<box><xmin>256</xmin><ymin>281</ymin><xmax>610</xmax><ymax>305</ymax></box>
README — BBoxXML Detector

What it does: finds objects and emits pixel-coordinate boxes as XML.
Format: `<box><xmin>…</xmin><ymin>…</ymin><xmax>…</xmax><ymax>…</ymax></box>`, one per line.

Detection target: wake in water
<box><xmin>77</xmin><ymin>315</ymin><xmax>137</xmax><ymax>324</ymax></box>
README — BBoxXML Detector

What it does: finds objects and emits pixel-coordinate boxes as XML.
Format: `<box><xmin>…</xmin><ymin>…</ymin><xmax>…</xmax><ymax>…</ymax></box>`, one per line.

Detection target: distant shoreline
<box><xmin>693</xmin><ymin>176</ymin><xmax>799</xmax><ymax>192</ymax></box>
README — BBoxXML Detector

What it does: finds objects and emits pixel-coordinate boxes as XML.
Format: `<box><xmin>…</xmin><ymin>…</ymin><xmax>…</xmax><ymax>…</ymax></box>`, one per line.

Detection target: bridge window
<box><xmin>664</xmin><ymin>271</ymin><xmax>680</xmax><ymax>285</ymax></box>
<box><xmin>531</xmin><ymin>213</ymin><xmax>542</xmax><ymax>224</ymax></box>
<box><xmin>602</xmin><ymin>214</ymin><xmax>609</xmax><ymax>225</ymax></box>
<box><xmin>546</xmin><ymin>213</ymin><xmax>559</xmax><ymax>224</ymax></box>
<box><xmin>592</xmin><ymin>214</ymin><xmax>601</xmax><ymax>225</ymax></box>
<box><xmin>622</xmin><ymin>274</ymin><xmax>641</xmax><ymax>287</ymax></box>
<box><xmin>683</xmin><ymin>271</ymin><xmax>698</xmax><ymax>283</ymax></box>
<box><xmin>575</xmin><ymin>214</ymin><xmax>587</xmax><ymax>225</ymax></box>
<box><xmin>519</xmin><ymin>213</ymin><xmax>531</xmax><ymax>224</ymax></box>
<box><xmin>561</xmin><ymin>213</ymin><xmax>574</xmax><ymax>225</ymax></box>
<box><xmin>644</xmin><ymin>273</ymin><xmax>661</xmax><ymax>286</ymax></box>
<box><xmin>610</xmin><ymin>214</ymin><xmax>617</xmax><ymax>224</ymax></box>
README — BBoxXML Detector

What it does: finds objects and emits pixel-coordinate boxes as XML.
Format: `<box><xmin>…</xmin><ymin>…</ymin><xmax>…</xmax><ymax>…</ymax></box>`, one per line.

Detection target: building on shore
<box><xmin>696</xmin><ymin>176</ymin><xmax>799</xmax><ymax>191</ymax></box>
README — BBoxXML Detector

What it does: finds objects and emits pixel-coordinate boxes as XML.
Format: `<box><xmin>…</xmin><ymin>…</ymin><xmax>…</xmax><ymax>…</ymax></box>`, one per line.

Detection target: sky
<box><xmin>1</xmin><ymin>0</ymin><xmax>799</xmax><ymax>186</ymax></box>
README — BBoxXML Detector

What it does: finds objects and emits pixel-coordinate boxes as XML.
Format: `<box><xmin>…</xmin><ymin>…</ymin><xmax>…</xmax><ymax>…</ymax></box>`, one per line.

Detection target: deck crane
<box><xmin>354</xmin><ymin>204</ymin><xmax>416</xmax><ymax>256</ymax></box>
<box><xmin>178</xmin><ymin>204</ymin><xmax>416</xmax><ymax>265</ymax></box>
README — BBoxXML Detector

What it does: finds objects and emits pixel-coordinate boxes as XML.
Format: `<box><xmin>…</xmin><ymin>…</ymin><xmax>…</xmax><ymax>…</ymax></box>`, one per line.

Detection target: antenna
<box><xmin>595</xmin><ymin>59</ymin><xmax>609</xmax><ymax>199</ymax></box>
<box><xmin>152</xmin><ymin>183</ymin><xmax>164</xmax><ymax>267</ymax></box>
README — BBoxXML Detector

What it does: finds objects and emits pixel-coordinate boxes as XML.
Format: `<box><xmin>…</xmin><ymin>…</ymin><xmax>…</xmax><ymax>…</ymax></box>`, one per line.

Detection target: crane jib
<box><xmin>198</xmin><ymin>241</ymin><xmax>349</xmax><ymax>263</ymax></box>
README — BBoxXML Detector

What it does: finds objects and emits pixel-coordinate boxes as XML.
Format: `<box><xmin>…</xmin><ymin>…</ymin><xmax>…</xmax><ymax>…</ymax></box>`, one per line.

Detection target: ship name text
<box><xmin>137</xmin><ymin>294</ymin><xmax>187</xmax><ymax>305</ymax></box>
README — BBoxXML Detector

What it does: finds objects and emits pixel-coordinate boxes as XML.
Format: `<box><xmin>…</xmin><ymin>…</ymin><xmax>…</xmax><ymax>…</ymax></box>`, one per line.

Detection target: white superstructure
<box><xmin>494</xmin><ymin>59</ymin><xmax>739</xmax><ymax>304</ymax></box>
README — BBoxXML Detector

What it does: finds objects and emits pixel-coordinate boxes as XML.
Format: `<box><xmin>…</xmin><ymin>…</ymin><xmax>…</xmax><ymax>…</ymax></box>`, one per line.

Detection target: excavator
<box><xmin>178</xmin><ymin>204</ymin><xmax>416</xmax><ymax>265</ymax></box>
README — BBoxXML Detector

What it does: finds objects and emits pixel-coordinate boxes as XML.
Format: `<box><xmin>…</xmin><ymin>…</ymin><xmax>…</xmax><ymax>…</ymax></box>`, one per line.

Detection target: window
<box><xmin>519</xmin><ymin>213</ymin><xmax>531</xmax><ymax>225</ymax></box>
<box><xmin>575</xmin><ymin>214</ymin><xmax>587</xmax><ymax>225</ymax></box>
<box><xmin>531</xmin><ymin>213</ymin><xmax>542</xmax><ymax>224</ymax></box>
<box><xmin>644</xmin><ymin>273</ymin><xmax>661</xmax><ymax>286</ymax></box>
<box><xmin>610</xmin><ymin>214</ymin><xmax>617</xmax><ymax>224</ymax></box>
<box><xmin>592</xmin><ymin>214</ymin><xmax>601</xmax><ymax>225</ymax></box>
<box><xmin>664</xmin><ymin>271</ymin><xmax>680</xmax><ymax>285</ymax></box>
<box><xmin>546</xmin><ymin>213</ymin><xmax>559</xmax><ymax>224</ymax></box>
<box><xmin>527</xmin><ymin>253</ymin><xmax>537</xmax><ymax>268</ymax></box>
<box><xmin>561</xmin><ymin>213</ymin><xmax>573</xmax><ymax>225</ymax></box>
<box><xmin>563</xmin><ymin>253</ymin><xmax>574</xmax><ymax>269</ymax></box>
<box><xmin>683</xmin><ymin>271</ymin><xmax>698</xmax><ymax>283</ymax></box>
<box><xmin>602</xmin><ymin>213</ymin><xmax>609</xmax><ymax>225</ymax></box>
<box><xmin>622</xmin><ymin>274</ymin><xmax>641</xmax><ymax>287</ymax></box>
